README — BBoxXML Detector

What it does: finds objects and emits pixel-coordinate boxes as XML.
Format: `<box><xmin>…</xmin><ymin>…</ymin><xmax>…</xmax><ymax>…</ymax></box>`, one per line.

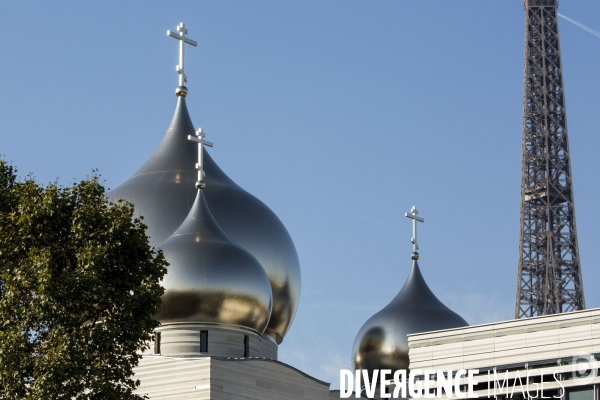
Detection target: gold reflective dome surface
<box><xmin>352</xmin><ymin>261</ymin><xmax>467</xmax><ymax>373</ymax></box>
<box><xmin>156</xmin><ymin>190</ymin><xmax>272</xmax><ymax>334</ymax></box>
<box><xmin>108</xmin><ymin>97</ymin><xmax>300</xmax><ymax>343</ymax></box>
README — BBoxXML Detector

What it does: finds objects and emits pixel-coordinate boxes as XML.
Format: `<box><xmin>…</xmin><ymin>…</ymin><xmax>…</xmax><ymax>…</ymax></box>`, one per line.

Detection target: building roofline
<box><xmin>408</xmin><ymin>306</ymin><xmax>600</xmax><ymax>341</ymax></box>
<box><xmin>140</xmin><ymin>354</ymin><xmax>331</xmax><ymax>387</ymax></box>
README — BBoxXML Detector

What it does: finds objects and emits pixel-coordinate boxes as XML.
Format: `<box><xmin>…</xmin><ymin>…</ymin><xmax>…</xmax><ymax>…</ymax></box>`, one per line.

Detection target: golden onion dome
<box><xmin>155</xmin><ymin>189</ymin><xmax>273</xmax><ymax>334</ymax></box>
<box><xmin>108</xmin><ymin>95</ymin><xmax>300</xmax><ymax>343</ymax></box>
<box><xmin>352</xmin><ymin>260</ymin><xmax>468</xmax><ymax>373</ymax></box>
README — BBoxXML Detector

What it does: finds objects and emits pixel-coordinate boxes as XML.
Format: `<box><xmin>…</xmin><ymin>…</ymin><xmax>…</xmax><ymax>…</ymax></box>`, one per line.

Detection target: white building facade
<box><xmin>408</xmin><ymin>308</ymin><xmax>600</xmax><ymax>400</ymax></box>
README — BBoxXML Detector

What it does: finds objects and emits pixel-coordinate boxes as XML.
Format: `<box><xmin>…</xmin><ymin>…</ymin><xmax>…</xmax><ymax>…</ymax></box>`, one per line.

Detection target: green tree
<box><xmin>0</xmin><ymin>159</ymin><xmax>167</xmax><ymax>399</ymax></box>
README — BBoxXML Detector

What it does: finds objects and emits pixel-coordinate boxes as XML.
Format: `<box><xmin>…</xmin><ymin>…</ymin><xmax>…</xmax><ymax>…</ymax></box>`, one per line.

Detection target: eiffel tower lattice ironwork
<box><xmin>515</xmin><ymin>0</ymin><xmax>585</xmax><ymax>318</ymax></box>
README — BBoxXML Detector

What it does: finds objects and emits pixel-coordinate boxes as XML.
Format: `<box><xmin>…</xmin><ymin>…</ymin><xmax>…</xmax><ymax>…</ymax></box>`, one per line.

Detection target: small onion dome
<box><xmin>352</xmin><ymin>261</ymin><xmax>467</xmax><ymax>373</ymax></box>
<box><xmin>108</xmin><ymin>96</ymin><xmax>300</xmax><ymax>344</ymax></box>
<box><xmin>155</xmin><ymin>189</ymin><xmax>273</xmax><ymax>335</ymax></box>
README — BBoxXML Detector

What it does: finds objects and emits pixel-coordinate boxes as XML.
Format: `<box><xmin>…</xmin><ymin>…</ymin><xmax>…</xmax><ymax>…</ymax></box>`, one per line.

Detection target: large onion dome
<box><xmin>156</xmin><ymin>189</ymin><xmax>272</xmax><ymax>334</ymax></box>
<box><xmin>203</xmin><ymin>151</ymin><xmax>300</xmax><ymax>344</ymax></box>
<box><xmin>352</xmin><ymin>260</ymin><xmax>468</xmax><ymax>373</ymax></box>
<box><xmin>108</xmin><ymin>95</ymin><xmax>300</xmax><ymax>343</ymax></box>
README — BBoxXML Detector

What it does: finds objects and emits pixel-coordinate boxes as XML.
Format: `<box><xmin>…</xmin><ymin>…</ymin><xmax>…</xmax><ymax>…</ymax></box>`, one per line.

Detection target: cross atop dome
<box><xmin>188</xmin><ymin>128</ymin><xmax>213</xmax><ymax>189</ymax></box>
<box><xmin>404</xmin><ymin>206</ymin><xmax>424</xmax><ymax>260</ymax></box>
<box><xmin>167</xmin><ymin>22</ymin><xmax>197</xmax><ymax>96</ymax></box>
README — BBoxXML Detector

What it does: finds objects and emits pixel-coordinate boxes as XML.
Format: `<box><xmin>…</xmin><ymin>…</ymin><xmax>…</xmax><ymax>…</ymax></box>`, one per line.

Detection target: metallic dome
<box><xmin>108</xmin><ymin>96</ymin><xmax>300</xmax><ymax>343</ymax></box>
<box><xmin>156</xmin><ymin>189</ymin><xmax>272</xmax><ymax>334</ymax></box>
<box><xmin>352</xmin><ymin>261</ymin><xmax>467</xmax><ymax>373</ymax></box>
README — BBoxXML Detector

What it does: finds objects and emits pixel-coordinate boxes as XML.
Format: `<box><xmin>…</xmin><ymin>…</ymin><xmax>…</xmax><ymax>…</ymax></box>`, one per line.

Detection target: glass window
<box><xmin>566</xmin><ymin>386</ymin><xmax>594</xmax><ymax>400</ymax></box>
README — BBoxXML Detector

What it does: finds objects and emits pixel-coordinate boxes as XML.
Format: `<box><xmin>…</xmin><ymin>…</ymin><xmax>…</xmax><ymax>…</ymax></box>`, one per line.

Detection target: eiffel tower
<box><xmin>515</xmin><ymin>0</ymin><xmax>586</xmax><ymax>318</ymax></box>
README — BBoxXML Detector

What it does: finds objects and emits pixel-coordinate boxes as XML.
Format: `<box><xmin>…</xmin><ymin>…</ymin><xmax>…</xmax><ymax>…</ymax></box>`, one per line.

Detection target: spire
<box><xmin>404</xmin><ymin>206</ymin><xmax>424</xmax><ymax>260</ymax></box>
<box><xmin>516</xmin><ymin>0</ymin><xmax>584</xmax><ymax>318</ymax></box>
<box><xmin>167</xmin><ymin>22</ymin><xmax>197</xmax><ymax>97</ymax></box>
<box><xmin>188</xmin><ymin>128</ymin><xmax>213</xmax><ymax>189</ymax></box>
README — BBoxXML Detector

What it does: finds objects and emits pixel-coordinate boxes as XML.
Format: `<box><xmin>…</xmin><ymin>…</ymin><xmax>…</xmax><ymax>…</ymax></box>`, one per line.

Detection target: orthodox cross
<box><xmin>167</xmin><ymin>23</ymin><xmax>198</xmax><ymax>86</ymax></box>
<box><xmin>188</xmin><ymin>128</ymin><xmax>213</xmax><ymax>189</ymax></box>
<box><xmin>404</xmin><ymin>206</ymin><xmax>424</xmax><ymax>259</ymax></box>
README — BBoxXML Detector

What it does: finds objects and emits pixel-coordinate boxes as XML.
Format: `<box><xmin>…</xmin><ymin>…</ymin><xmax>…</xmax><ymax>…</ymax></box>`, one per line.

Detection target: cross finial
<box><xmin>167</xmin><ymin>22</ymin><xmax>198</xmax><ymax>96</ymax></box>
<box><xmin>188</xmin><ymin>128</ymin><xmax>214</xmax><ymax>189</ymax></box>
<box><xmin>404</xmin><ymin>206</ymin><xmax>425</xmax><ymax>260</ymax></box>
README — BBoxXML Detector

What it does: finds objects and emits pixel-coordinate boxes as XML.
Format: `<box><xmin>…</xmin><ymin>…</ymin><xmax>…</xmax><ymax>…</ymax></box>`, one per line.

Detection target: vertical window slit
<box><xmin>200</xmin><ymin>330</ymin><xmax>208</xmax><ymax>353</ymax></box>
<box><xmin>154</xmin><ymin>332</ymin><xmax>161</xmax><ymax>354</ymax></box>
<box><xmin>244</xmin><ymin>335</ymin><xmax>249</xmax><ymax>357</ymax></box>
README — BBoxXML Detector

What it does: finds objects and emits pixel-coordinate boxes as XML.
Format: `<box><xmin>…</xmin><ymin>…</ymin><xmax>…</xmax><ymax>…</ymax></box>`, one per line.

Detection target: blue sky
<box><xmin>1</xmin><ymin>1</ymin><xmax>600</xmax><ymax>389</ymax></box>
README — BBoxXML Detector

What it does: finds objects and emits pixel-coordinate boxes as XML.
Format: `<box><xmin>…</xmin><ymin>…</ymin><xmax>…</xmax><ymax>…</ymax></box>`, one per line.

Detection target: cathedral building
<box><xmin>105</xmin><ymin>17</ymin><xmax>600</xmax><ymax>399</ymax></box>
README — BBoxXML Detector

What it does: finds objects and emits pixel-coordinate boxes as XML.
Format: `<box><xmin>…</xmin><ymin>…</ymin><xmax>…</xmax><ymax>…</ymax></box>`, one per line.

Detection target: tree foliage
<box><xmin>0</xmin><ymin>159</ymin><xmax>167</xmax><ymax>399</ymax></box>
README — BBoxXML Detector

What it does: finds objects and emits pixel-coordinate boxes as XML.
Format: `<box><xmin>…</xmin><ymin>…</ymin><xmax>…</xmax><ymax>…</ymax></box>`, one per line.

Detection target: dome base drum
<box><xmin>151</xmin><ymin>324</ymin><xmax>278</xmax><ymax>360</ymax></box>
